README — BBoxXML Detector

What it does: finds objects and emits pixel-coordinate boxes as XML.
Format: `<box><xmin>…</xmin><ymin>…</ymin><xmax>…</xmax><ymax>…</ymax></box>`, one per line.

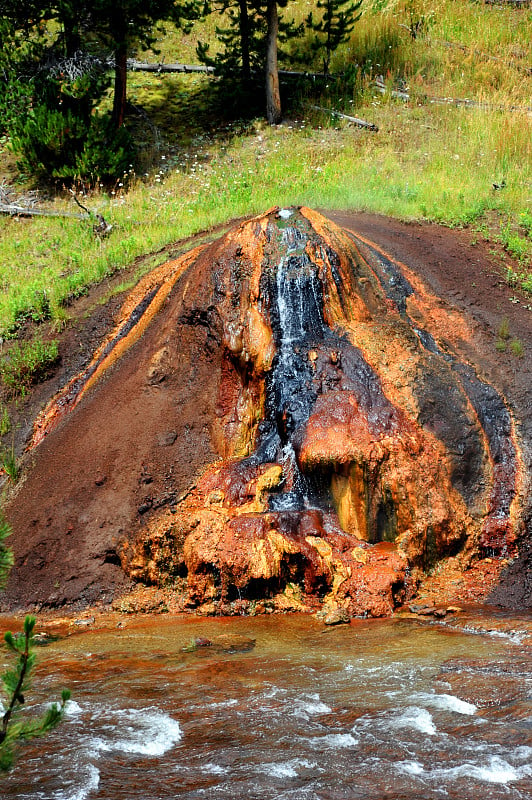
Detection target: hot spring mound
<box><xmin>5</xmin><ymin>208</ymin><xmax>527</xmax><ymax>615</ymax></box>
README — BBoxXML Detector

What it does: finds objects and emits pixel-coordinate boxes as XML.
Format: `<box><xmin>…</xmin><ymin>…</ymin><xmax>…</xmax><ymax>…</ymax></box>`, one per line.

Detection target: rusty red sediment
<box><xmin>31</xmin><ymin>245</ymin><xmax>207</xmax><ymax>448</ymax></box>
<box><xmin>310</xmin><ymin>213</ymin><xmax>522</xmax><ymax>560</ymax></box>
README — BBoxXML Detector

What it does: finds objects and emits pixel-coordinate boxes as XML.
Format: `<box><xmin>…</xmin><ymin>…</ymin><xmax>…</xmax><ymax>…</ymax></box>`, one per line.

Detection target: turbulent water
<box><xmin>1</xmin><ymin>611</ymin><xmax>531</xmax><ymax>800</ymax></box>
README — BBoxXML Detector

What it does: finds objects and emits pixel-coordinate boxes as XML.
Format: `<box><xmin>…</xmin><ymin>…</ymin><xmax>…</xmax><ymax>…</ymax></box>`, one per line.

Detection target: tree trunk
<box><xmin>239</xmin><ymin>0</ymin><xmax>251</xmax><ymax>85</ymax></box>
<box><xmin>112</xmin><ymin>42</ymin><xmax>128</xmax><ymax>129</ymax></box>
<box><xmin>63</xmin><ymin>20</ymin><xmax>81</xmax><ymax>58</ymax></box>
<box><xmin>265</xmin><ymin>0</ymin><xmax>282</xmax><ymax>124</ymax></box>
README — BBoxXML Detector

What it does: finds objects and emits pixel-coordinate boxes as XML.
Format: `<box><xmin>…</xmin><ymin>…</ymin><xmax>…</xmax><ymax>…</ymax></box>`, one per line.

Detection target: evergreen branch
<box><xmin>0</xmin><ymin>616</ymin><xmax>71</xmax><ymax>770</ymax></box>
<box><xmin>0</xmin><ymin>616</ymin><xmax>34</xmax><ymax>746</ymax></box>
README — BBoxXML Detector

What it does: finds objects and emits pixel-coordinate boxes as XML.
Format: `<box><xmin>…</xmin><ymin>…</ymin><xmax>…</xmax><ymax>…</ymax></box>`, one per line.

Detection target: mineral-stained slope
<box><xmin>3</xmin><ymin>208</ymin><xmax>527</xmax><ymax>614</ymax></box>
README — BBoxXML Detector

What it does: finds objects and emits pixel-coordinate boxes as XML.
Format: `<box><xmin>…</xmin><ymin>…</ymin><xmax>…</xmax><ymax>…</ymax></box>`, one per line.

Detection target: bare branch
<box><xmin>310</xmin><ymin>105</ymin><xmax>378</xmax><ymax>131</ymax></box>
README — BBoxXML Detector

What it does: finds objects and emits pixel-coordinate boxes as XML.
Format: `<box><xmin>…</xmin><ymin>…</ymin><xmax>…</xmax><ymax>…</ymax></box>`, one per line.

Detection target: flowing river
<box><xmin>1</xmin><ymin>609</ymin><xmax>531</xmax><ymax>800</ymax></box>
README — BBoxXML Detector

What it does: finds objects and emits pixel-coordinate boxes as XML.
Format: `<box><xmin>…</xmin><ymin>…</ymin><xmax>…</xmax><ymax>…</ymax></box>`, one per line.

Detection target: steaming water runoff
<box><xmin>1</xmin><ymin>611</ymin><xmax>531</xmax><ymax>800</ymax></box>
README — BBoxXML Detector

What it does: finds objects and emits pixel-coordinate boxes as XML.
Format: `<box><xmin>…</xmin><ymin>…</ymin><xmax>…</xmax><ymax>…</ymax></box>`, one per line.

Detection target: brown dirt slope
<box><xmin>1</xmin><ymin>210</ymin><xmax>531</xmax><ymax>611</ymax></box>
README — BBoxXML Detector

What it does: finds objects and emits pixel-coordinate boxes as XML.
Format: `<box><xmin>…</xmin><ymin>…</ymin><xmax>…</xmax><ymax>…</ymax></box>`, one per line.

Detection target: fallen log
<box><xmin>310</xmin><ymin>105</ymin><xmax>378</xmax><ymax>130</ymax></box>
<box><xmin>484</xmin><ymin>0</ymin><xmax>530</xmax><ymax>6</ymax></box>
<box><xmin>128</xmin><ymin>59</ymin><xmax>326</xmax><ymax>80</ymax></box>
<box><xmin>373</xmin><ymin>79</ymin><xmax>532</xmax><ymax>114</ymax></box>
<box><xmin>0</xmin><ymin>203</ymin><xmax>86</xmax><ymax>219</ymax></box>
<box><xmin>434</xmin><ymin>38</ymin><xmax>532</xmax><ymax>76</ymax></box>
<box><xmin>128</xmin><ymin>59</ymin><xmax>215</xmax><ymax>74</ymax></box>
<box><xmin>374</xmin><ymin>79</ymin><xmax>409</xmax><ymax>101</ymax></box>
<box><xmin>0</xmin><ymin>193</ymin><xmax>113</xmax><ymax>236</ymax></box>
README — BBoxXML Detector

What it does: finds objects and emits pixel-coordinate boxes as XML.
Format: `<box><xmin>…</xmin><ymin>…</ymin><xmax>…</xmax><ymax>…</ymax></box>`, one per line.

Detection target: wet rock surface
<box><xmin>2</xmin><ymin>208</ymin><xmax>530</xmax><ymax>614</ymax></box>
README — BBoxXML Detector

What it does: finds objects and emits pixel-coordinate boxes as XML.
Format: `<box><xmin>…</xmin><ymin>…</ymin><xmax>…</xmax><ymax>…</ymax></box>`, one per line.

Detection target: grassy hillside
<box><xmin>0</xmin><ymin>0</ymin><xmax>530</xmax><ymax>339</ymax></box>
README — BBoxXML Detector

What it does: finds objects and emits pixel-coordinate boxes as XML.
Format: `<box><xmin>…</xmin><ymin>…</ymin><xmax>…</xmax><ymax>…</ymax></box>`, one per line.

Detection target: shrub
<box><xmin>2</xmin><ymin>47</ymin><xmax>134</xmax><ymax>185</ymax></box>
<box><xmin>9</xmin><ymin>102</ymin><xmax>134</xmax><ymax>185</ymax></box>
<box><xmin>68</xmin><ymin>114</ymin><xmax>134</xmax><ymax>184</ymax></box>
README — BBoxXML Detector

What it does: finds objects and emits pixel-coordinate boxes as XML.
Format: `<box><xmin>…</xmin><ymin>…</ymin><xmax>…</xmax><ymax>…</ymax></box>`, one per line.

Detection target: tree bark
<box><xmin>112</xmin><ymin>42</ymin><xmax>128</xmax><ymax>129</ymax></box>
<box><xmin>63</xmin><ymin>20</ymin><xmax>81</xmax><ymax>58</ymax></box>
<box><xmin>265</xmin><ymin>0</ymin><xmax>282</xmax><ymax>124</ymax></box>
<box><xmin>239</xmin><ymin>0</ymin><xmax>251</xmax><ymax>85</ymax></box>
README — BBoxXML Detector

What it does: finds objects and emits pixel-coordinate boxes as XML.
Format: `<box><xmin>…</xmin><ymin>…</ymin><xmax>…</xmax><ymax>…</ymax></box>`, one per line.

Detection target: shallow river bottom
<box><xmin>1</xmin><ymin>609</ymin><xmax>531</xmax><ymax>800</ymax></box>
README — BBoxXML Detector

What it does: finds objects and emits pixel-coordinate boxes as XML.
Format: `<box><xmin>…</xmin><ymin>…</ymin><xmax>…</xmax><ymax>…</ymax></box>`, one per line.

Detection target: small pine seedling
<box><xmin>510</xmin><ymin>338</ymin><xmax>524</xmax><ymax>358</ymax></box>
<box><xmin>0</xmin><ymin>511</ymin><xmax>14</xmax><ymax>590</ymax></box>
<box><xmin>495</xmin><ymin>339</ymin><xmax>507</xmax><ymax>353</ymax></box>
<box><xmin>0</xmin><ymin>616</ymin><xmax>71</xmax><ymax>771</ymax></box>
<box><xmin>498</xmin><ymin>317</ymin><xmax>510</xmax><ymax>341</ymax></box>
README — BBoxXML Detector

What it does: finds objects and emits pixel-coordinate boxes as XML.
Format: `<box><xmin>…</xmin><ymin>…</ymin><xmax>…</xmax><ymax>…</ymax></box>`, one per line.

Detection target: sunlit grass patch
<box><xmin>0</xmin><ymin>338</ymin><xmax>59</xmax><ymax>397</ymax></box>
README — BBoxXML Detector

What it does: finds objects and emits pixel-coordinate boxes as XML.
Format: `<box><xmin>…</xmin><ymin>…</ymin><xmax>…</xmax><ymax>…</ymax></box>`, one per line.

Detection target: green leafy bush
<box><xmin>8</xmin><ymin>100</ymin><xmax>133</xmax><ymax>184</ymax></box>
<box><xmin>68</xmin><ymin>115</ymin><xmax>134</xmax><ymax>184</ymax></box>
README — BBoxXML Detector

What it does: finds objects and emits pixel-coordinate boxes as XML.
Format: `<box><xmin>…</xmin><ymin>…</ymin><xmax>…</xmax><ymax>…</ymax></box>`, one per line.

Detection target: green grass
<box><xmin>0</xmin><ymin>443</ymin><xmax>18</xmax><ymax>482</ymax></box>
<box><xmin>0</xmin><ymin>0</ymin><xmax>530</xmax><ymax>336</ymax></box>
<box><xmin>0</xmin><ymin>406</ymin><xmax>10</xmax><ymax>437</ymax></box>
<box><xmin>0</xmin><ymin>339</ymin><xmax>59</xmax><ymax>397</ymax></box>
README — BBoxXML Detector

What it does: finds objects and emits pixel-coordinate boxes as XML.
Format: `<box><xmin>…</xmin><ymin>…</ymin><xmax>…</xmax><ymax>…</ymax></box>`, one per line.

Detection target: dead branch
<box><xmin>373</xmin><ymin>78</ymin><xmax>532</xmax><ymax>114</ymax></box>
<box><xmin>310</xmin><ymin>105</ymin><xmax>378</xmax><ymax>130</ymax></box>
<box><xmin>434</xmin><ymin>37</ymin><xmax>531</xmax><ymax>76</ymax></box>
<box><xmin>70</xmin><ymin>191</ymin><xmax>92</xmax><ymax>216</ymax></box>
<box><xmin>69</xmin><ymin>190</ymin><xmax>113</xmax><ymax>237</ymax></box>
<box><xmin>0</xmin><ymin>203</ymin><xmax>86</xmax><ymax>219</ymax></box>
<box><xmin>0</xmin><ymin>186</ymin><xmax>112</xmax><ymax>235</ymax></box>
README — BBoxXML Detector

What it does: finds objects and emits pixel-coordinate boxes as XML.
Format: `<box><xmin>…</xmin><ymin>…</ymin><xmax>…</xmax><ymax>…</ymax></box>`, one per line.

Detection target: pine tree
<box><xmin>0</xmin><ymin>616</ymin><xmax>71</xmax><ymax>771</ymax></box>
<box><xmin>0</xmin><ymin>514</ymin><xmax>70</xmax><ymax>771</ymax></box>
<box><xmin>306</xmin><ymin>0</ymin><xmax>362</xmax><ymax>75</ymax></box>
<box><xmin>198</xmin><ymin>0</ymin><xmax>302</xmax><ymax>123</ymax></box>
<box><xmin>90</xmin><ymin>0</ymin><xmax>203</xmax><ymax>129</ymax></box>
<box><xmin>197</xmin><ymin>0</ymin><xmax>268</xmax><ymax>88</ymax></box>
<box><xmin>265</xmin><ymin>0</ymin><xmax>281</xmax><ymax>123</ymax></box>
